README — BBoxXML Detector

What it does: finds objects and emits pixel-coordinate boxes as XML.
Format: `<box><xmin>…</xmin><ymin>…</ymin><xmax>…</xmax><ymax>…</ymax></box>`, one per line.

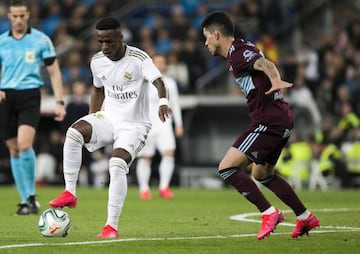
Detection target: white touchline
<box><xmin>230</xmin><ymin>207</ymin><xmax>360</xmax><ymax>230</ymax></box>
<box><xmin>0</xmin><ymin>208</ymin><xmax>359</xmax><ymax>250</ymax></box>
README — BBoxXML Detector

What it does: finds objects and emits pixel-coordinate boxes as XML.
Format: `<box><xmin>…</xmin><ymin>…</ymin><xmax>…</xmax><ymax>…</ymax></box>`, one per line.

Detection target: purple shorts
<box><xmin>232</xmin><ymin>123</ymin><xmax>291</xmax><ymax>166</ymax></box>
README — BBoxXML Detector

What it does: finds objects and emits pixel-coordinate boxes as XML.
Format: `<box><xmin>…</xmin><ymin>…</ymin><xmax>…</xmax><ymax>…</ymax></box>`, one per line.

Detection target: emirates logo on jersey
<box><xmin>124</xmin><ymin>71</ymin><xmax>132</xmax><ymax>81</ymax></box>
<box><xmin>107</xmin><ymin>90</ymin><xmax>138</xmax><ymax>100</ymax></box>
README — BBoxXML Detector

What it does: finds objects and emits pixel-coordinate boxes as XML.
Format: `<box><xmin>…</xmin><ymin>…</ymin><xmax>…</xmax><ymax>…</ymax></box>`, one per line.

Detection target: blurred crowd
<box><xmin>0</xmin><ymin>0</ymin><xmax>359</xmax><ymax>188</ymax></box>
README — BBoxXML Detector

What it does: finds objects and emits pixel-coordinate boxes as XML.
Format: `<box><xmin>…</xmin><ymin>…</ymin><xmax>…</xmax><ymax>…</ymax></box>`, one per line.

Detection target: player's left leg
<box><xmin>97</xmin><ymin>156</ymin><xmax>128</xmax><ymax>239</ymax></box>
<box><xmin>98</xmin><ymin>125</ymin><xmax>149</xmax><ymax>238</ymax></box>
<box><xmin>259</xmin><ymin>129</ymin><xmax>320</xmax><ymax>237</ymax></box>
<box><xmin>256</xmin><ymin>169</ymin><xmax>320</xmax><ymax>237</ymax></box>
<box><xmin>17</xmin><ymin>125</ymin><xmax>38</xmax><ymax>214</ymax></box>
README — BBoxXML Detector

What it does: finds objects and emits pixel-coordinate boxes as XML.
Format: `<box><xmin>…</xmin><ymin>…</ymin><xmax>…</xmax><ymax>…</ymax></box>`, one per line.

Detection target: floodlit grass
<box><xmin>0</xmin><ymin>185</ymin><xmax>359</xmax><ymax>254</ymax></box>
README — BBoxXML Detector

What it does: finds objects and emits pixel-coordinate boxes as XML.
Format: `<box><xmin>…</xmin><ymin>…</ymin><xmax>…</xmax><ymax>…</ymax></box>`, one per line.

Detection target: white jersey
<box><xmin>148</xmin><ymin>75</ymin><xmax>183</xmax><ymax>128</ymax></box>
<box><xmin>90</xmin><ymin>44</ymin><xmax>162</xmax><ymax>126</ymax></box>
<box><xmin>137</xmin><ymin>75</ymin><xmax>183</xmax><ymax>156</ymax></box>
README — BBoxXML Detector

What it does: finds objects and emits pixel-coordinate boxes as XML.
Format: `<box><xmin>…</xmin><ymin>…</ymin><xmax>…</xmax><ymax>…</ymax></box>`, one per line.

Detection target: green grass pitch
<box><xmin>0</xmin><ymin>185</ymin><xmax>359</xmax><ymax>254</ymax></box>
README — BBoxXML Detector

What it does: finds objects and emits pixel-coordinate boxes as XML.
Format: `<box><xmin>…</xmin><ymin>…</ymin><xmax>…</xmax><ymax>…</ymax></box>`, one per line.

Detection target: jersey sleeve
<box><xmin>40</xmin><ymin>34</ymin><xmax>56</xmax><ymax>60</ymax></box>
<box><xmin>90</xmin><ymin>60</ymin><xmax>102</xmax><ymax>88</ymax></box>
<box><xmin>141</xmin><ymin>58</ymin><xmax>162</xmax><ymax>84</ymax></box>
<box><xmin>228</xmin><ymin>41</ymin><xmax>262</xmax><ymax>77</ymax></box>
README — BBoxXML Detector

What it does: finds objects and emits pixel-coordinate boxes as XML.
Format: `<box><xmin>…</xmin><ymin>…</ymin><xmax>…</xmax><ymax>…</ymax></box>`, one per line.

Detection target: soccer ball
<box><xmin>38</xmin><ymin>208</ymin><xmax>71</xmax><ymax>237</ymax></box>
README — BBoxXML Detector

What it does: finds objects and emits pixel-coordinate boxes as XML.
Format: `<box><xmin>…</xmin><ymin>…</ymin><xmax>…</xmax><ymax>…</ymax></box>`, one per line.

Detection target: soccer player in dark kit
<box><xmin>201</xmin><ymin>11</ymin><xmax>319</xmax><ymax>240</ymax></box>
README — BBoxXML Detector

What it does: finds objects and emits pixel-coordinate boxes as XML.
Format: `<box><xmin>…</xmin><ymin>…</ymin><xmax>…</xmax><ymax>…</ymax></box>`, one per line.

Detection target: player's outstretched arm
<box><xmin>253</xmin><ymin>57</ymin><xmax>293</xmax><ymax>94</ymax></box>
<box><xmin>152</xmin><ymin>78</ymin><xmax>172</xmax><ymax>122</ymax></box>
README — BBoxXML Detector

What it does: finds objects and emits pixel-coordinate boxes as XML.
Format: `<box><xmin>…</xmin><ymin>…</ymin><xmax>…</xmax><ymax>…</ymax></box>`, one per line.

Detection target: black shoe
<box><xmin>15</xmin><ymin>203</ymin><xmax>30</xmax><ymax>215</ymax></box>
<box><xmin>28</xmin><ymin>195</ymin><xmax>40</xmax><ymax>214</ymax></box>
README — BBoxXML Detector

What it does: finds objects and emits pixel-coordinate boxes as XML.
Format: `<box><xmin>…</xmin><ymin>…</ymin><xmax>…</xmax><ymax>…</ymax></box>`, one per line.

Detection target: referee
<box><xmin>0</xmin><ymin>0</ymin><xmax>66</xmax><ymax>215</ymax></box>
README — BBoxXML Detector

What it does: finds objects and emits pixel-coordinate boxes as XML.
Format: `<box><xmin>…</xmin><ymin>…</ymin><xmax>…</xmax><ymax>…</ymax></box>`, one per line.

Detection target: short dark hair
<box><xmin>95</xmin><ymin>17</ymin><xmax>120</xmax><ymax>30</ymax></box>
<box><xmin>201</xmin><ymin>11</ymin><xmax>234</xmax><ymax>37</ymax></box>
<box><xmin>8</xmin><ymin>0</ymin><xmax>29</xmax><ymax>9</ymax></box>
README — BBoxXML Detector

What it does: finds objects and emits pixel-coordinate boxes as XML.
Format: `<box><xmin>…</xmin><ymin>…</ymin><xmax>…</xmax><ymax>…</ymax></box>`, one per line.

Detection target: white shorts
<box><xmin>78</xmin><ymin>111</ymin><xmax>151</xmax><ymax>163</ymax></box>
<box><xmin>137</xmin><ymin>121</ymin><xmax>176</xmax><ymax>157</ymax></box>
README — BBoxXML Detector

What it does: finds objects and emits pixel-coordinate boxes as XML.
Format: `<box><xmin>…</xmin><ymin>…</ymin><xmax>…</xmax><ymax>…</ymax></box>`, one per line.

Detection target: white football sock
<box><xmin>136</xmin><ymin>158</ymin><xmax>151</xmax><ymax>192</ymax></box>
<box><xmin>158</xmin><ymin>156</ymin><xmax>175</xmax><ymax>190</ymax></box>
<box><xmin>261</xmin><ymin>206</ymin><xmax>276</xmax><ymax>215</ymax></box>
<box><xmin>106</xmin><ymin>157</ymin><xmax>128</xmax><ymax>231</ymax></box>
<box><xmin>297</xmin><ymin>210</ymin><xmax>311</xmax><ymax>220</ymax></box>
<box><xmin>63</xmin><ymin>128</ymin><xmax>84</xmax><ymax>195</ymax></box>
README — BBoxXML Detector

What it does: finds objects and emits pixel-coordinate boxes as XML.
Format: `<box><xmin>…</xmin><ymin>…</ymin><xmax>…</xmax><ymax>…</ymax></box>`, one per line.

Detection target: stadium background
<box><xmin>0</xmin><ymin>0</ymin><xmax>359</xmax><ymax>189</ymax></box>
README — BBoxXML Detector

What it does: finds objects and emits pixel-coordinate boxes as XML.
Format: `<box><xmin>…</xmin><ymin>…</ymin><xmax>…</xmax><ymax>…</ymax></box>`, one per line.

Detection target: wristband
<box><xmin>56</xmin><ymin>100</ymin><xmax>65</xmax><ymax>106</ymax></box>
<box><xmin>159</xmin><ymin>98</ymin><xmax>169</xmax><ymax>106</ymax></box>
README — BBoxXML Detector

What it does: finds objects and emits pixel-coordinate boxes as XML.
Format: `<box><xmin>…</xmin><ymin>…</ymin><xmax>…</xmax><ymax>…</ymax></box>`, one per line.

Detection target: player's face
<box><xmin>97</xmin><ymin>29</ymin><xmax>124</xmax><ymax>61</ymax></box>
<box><xmin>203</xmin><ymin>28</ymin><xmax>220</xmax><ymax>56</ymax></box>
<box><xmin>8</xmin><ymin>6</ymin><xmax>30</xmax><ymax>34</ymax></box>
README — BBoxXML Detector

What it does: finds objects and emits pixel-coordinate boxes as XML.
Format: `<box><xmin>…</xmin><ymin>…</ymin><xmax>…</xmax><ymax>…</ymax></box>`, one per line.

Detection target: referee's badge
<box><xmin>25</xmin><ymin>51</ymin><xmax>35</xmax><ymax>63</ymax></box>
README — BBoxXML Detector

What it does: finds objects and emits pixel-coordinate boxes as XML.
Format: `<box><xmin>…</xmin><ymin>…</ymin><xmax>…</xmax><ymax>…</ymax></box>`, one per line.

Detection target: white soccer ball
<box><xmin>38</xmin><ymin>208</ymin><xmax>71</xmax><ymax>237</ymax></box>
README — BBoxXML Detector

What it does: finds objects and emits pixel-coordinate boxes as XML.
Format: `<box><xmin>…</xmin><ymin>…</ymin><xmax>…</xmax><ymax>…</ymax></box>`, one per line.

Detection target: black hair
<box><xmin>8</xmin><ymin>0</ymin><xmax>29</xmax><ymax>10</ymax></box>
<box><xmin>95</xmin><ymin>17</ymin><xmax>120</xmax><ymax>30</ymax></box>
<box><xmin>201</xmin><ymin>11</ymin><xmax>234</xmax><ymax>37</ymax></box>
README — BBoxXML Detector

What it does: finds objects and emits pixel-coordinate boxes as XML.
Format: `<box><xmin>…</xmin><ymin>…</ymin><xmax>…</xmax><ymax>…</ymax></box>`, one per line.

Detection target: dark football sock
<box><xmin>260</xmin><ymin>173</ymin><xmax>306</xmax><ymax>216</ymax></box>
<box><xmin>219</xmin><ymin>168</ymin><xmax>271</xmax><ymax>212</ymax></box>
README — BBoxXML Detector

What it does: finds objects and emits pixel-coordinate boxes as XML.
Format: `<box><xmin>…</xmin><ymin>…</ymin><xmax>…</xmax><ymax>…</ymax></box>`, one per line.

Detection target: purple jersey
<box><xmin>227</xmin><ymin>39</ymin><xmax>293</xmax><ymax>131</ymax></box>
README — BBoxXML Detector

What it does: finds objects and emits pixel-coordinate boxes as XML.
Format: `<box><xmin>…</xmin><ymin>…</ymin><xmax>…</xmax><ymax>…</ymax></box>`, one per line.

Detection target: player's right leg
<box><xmin>49</xmin><ymin>126</ymin><xmax>85</xmax><ymax>208</ymax></box>
<box><xmin>218</xmin><ymin>148</ymin><xmax>283</xmax><ymax>240</ymax></box>
<box><xmin>50</xmin><ymin>114</ymin><xmax>114</xmax><ymax>208</ymax></box>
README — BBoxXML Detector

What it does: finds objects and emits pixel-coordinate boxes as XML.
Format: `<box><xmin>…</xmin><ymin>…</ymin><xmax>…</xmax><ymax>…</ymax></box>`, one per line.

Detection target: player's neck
<box><xmin>221</xmin><ymin>37</ymin><xmax>235</xmax><ymax>58</ymax></box>
<box><xmin>11</xmin><ymin>26</ymin><xmax>28</xmax><ymax>40</ymax></box>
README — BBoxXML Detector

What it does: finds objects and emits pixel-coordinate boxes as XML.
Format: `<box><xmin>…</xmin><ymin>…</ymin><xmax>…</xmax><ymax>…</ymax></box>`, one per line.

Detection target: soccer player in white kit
<box><xmin>136</xmin><ymin>55</ymin><xmax>184</xmax><ymax>200</ymax></box>
<box><xmin>49</xmin><ymin>17</ymin><xmax>172</xmax><ymax>239</ymax></box>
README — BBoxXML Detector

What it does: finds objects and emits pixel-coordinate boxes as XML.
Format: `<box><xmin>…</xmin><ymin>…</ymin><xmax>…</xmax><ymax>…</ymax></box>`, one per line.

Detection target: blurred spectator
<box><xmin>121</xmin><ymin>23</ymin><xmax>133</xmax><ymax>43</ymax></box>
<box><xmin>36</xmin><ymin>130</ymin><xmax>64</xmax><ymax>185</ymax></box>
<box><xmin>180</xmin><ymin>0</ymin><xmax>203</xmax><ymax>16</ymax></box>
<box><xmin>315</xmin><ymin>77</ymin><xmax>335</xmax><ymax>116</ymax></box>
<box><xmin>52</xmin><ymin>21</ymin><xmax>75</xmax><ymax>55</ymax></box>
<box><xmin>168</xmin><ymin>5</ymin><xmax>191</xmax><ymax>42</ymax></box>
<box><xmin>60</xmin><ymin>80</ymin><xmax>90</xmax><ymax>133</ymax></box>
<box><xmin>155</xmin><ymin>28</ymin><xmax>173</xmax><ymax>55</ymax></box>
<box><xmin>180</xmin><ymin>36</ymin><xmax>207</xmax><ymax>93</ymax></box>
<box><xmin>280</xmin><ymin>49</ymin><xmax>298</xmax><ymax>83</ymax></box>
<box><xmin>255</xmin><ymin>33</ymin><xmax>279</xmax><ymax>64</ymax></box>
<box><xmin>232</xmin><ymin>0</ymin><xmax>261</xmax><ymax>42</ymax></box>
<box><xmin>60</xmin><ymin>80</ymin><xmax>92</xmax><ymax>186</ymax></box>
<box><xmin>290</xmin><ymin>64</ymin><xmax>322</xmax><ymax>132</ymax></box>
<box><xmin>166</xmin><ymin>51</ymin><xmax>190</xmax><ymax>93</ymax></box>
<box><xmin>0</xmin><ymin>3</ymin><xmax>10</xmax><ymax>33</ymax></box>
<box><xmin>40</xmin><ymin>1</ymin><xmax>62</xmax><ymax>38</ymax></box>
<box><xmin>347</xmin><ymin>18</ymin><xmax>360</xmax><ymax>50</ymax></box>
<box><xmin>190</xmin><ymin>3</ymin><xmax>208</xmax><ymax>31</ymax></box>
<box><xmin>61</xmin><ymin>50</ymin><xmax>91</xmax><ymax>91</ymax></box>
<box><xmin>296</xmin><ymin>40</ymin><xmax>320</xmax><ymax>95</ymax></box>
<box><xmin>259</xmin><ymin>0</ymin><xmax>284</xmax><ymax>36</ymax></box>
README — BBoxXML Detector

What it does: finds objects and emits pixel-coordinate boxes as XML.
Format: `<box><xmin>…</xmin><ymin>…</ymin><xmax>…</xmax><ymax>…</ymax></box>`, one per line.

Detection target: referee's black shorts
<box><xmin>0</xmin><ymin>88</ymin><xmax>41</xmax><ymax>140</ymax></box>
